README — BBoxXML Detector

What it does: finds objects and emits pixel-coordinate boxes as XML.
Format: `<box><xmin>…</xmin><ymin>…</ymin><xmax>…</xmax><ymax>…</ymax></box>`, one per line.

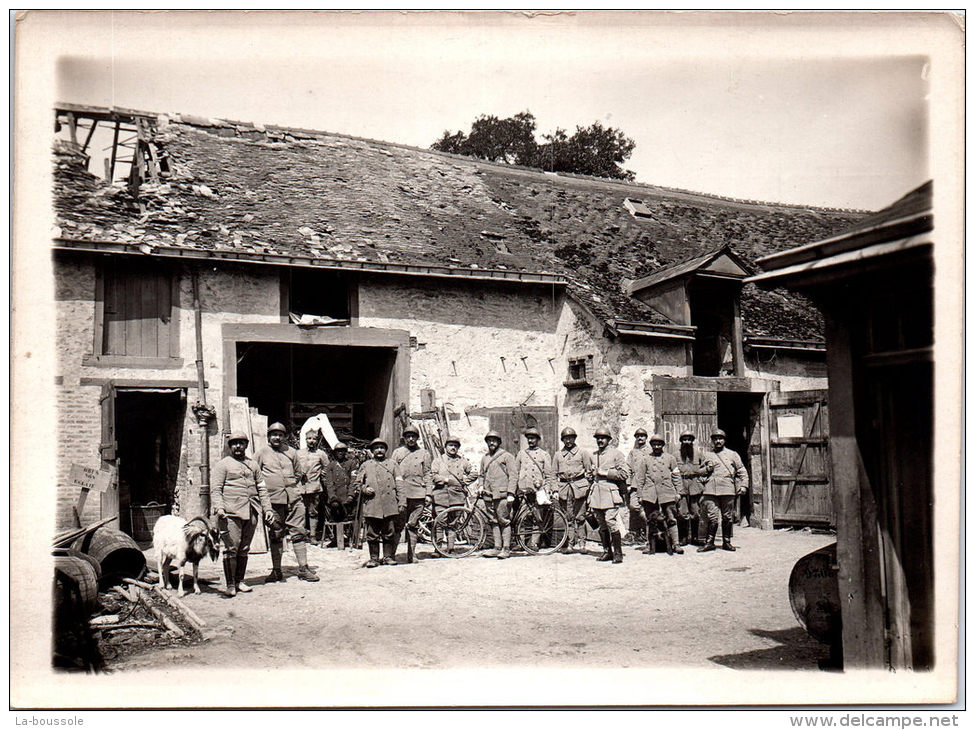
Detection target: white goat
<box><xmin>152</xmin><ymin>515</ymin><xmax>219</xmax><ymax>597</ymax></box>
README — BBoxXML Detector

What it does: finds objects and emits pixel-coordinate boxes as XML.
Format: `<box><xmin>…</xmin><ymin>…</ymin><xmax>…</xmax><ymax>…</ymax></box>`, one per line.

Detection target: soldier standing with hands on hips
<box><xmin>255</xmin><ymin>422</ymin><xmax>319</xmax><ymax>583</ymax></box>
<box><xmin>588</xmin><ymin>427</ymin><xmax>630</xmax><ymax>564</ymax></box>
<box><xmin>699</xmin><ymin>428</ymin><xmax>748</xmax><ymax>553</ymax></box>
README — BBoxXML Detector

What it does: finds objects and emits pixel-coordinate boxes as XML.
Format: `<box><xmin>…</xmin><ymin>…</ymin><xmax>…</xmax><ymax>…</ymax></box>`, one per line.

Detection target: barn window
<box><xmin>87</xmin><ymin>257</ymin><xmax>180</xmax><ymax>367</ymax></box>
<box><xmin>623</xmin><ymin>198</ymin><xmax>654</xmax><ymax>219</ymax></box>
<box><xmin>564</xmin><ymin>357</ymin><xmax>592</xmax><ymax>388</ymax></box>
<box><xmin>284</xmin><ymin>267</ymin><xmax>354</xmax><ymax>325</ymax></box>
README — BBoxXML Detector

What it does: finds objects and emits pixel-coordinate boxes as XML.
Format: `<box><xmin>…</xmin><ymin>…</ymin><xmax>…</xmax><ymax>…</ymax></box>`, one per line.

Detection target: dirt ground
<box><xmin>110</xmin><ymin>526</ymin><xmax>834</xmax><ymax>673</ymax></box>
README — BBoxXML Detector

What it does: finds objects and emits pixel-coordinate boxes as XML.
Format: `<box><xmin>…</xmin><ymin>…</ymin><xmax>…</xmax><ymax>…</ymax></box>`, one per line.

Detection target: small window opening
<box><xmin>287</xmin><ymin>268</ymin><xmax>352</xmax><ymax>325</ymax></box>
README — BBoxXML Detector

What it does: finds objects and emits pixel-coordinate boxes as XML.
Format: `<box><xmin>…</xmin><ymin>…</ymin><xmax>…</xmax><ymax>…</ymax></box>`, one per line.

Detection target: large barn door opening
<box><xmin>768</xmin><ymin>389</ymin><xmax>833</xmax><ymax>526</ymax></box>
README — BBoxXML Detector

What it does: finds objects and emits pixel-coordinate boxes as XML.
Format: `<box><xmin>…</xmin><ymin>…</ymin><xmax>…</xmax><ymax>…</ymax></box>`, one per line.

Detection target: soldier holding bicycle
<box><xmin>391</xmin><ymin>425</ymin><xmax>434</xmax><ymax>564</ymax></box>
<box><xmin>478</xmin><ymin>431</ymin><xmax>517</xmax><ymax>559</ymax></box>
<box><xmin>430</xmin><ymin>436</ymin><xmax>476</xmax><ymax>553</ymax></box>
<box><xmin>553</xmin><ymin>427</ymin><xmax>593</xmax><ymax>553</ymax></box>
<box><xmin>514</xmin><ymin>427</ymin><xmax>557</xmax><ymax>553</ymax></box>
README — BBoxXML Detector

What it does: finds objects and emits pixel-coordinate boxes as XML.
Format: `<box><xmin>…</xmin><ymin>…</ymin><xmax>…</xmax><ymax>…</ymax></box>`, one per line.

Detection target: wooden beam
<box><xmin>108</xmin><ymin>120</ymin><xmax>121</xmax><ymax>181</ymax></box>
<box><xmin>81</xmin><ymin>119</ymin><xmax>98</xmax><ymax>152</ymax></box>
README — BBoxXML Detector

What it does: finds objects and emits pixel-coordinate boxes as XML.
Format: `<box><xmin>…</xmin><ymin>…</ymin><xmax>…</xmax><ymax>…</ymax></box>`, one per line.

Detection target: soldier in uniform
<box><xmin>676</xmin><ymin>431</ymin><xmax>708</xmax><ymax>546</ymax></box>
<box><xmin>553</xmin><ymin>427</ymin><xmax>593</xmax><ymax>553</ymax></box>
<box><xmin>430</xmin><ymin>436</ymin><xmax>476</xmax><ymax>554</ymax></box>
<box><xmin>295</xmin><ymin>428</ymin><xmax>328</xmax><ymax>541</ymax></box>
<box><xmin>699</xmin><ymin>428</ymin><xmax>748</xmax><ymax>553</ymax></box>
<box><xmin>637</xmin><ymin>434</ymin><xmax>684</xmax><ymax>555</ymax></box>
<box><xmin>478</xmin><ymin>431</ymin><xmax>517</xmax><ymax>559</ymax></box>
<box><xmin>355</xmin><ymin>438</ymin><xmax>406</xmax><ymax>567</ymax></box>
<box><xmin>588</xmin><ymin>427</ymin><xmax>630</xmax><ymax>564</ymax></box>
<box><xmin>320</xmin><ymin>441</ymin><xmax>357</xmax><ymax>546</ymax></box>
<box><xmin>625</xmin><ymin>428</ymin><xmax>651</xmax><ymax>542</ymax></box>
<box><xmin>255</xmin><ymin>423</ymin><xmax>319</xmax><ymax>583</ymax></box>
<box><xmin>210</xmin><ymin>432</ymin><xmax>274</xmax><ymax>597</ymax></box>
<box><xmin>390</xmin><ymin>425</ymin><xmax>433</xmax><ymax>563</ymax></box>
<box><xmin>514</xmin><ymin>426</ymin><xmax>556</xmax><ymax>552</ymax></box>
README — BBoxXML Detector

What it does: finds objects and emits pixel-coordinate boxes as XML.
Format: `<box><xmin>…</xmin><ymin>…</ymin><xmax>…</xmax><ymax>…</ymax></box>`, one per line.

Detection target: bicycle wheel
<box><xmin>515</xmin><ymin>505</ymin><xmax>569</xmax><ymax>555</ymax></box>
<box><xmin>431</xmin><ymin>506</ymin><xmax>486</xmax><ymax>558</ymax></box>
<box><xmin>415</xmin><ymin>504</ymin><xmax>434</xmax><ymax>544</ymax></box>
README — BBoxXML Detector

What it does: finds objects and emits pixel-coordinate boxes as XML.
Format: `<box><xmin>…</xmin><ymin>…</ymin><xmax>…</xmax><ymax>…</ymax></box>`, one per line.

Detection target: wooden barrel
<box><xmin>788</xmin><ymin>542</ymin><xmax>841</xmax><ymax>645</ymax></box>
<box><xmin>71</xmin><ymin>527</ymin><xmax>146</xmax><ymax>586</ymax></box>
<box><xmin>53</xmin><ymin>549</ymin><xmax>100</xmax><ymax>615</ymax></box>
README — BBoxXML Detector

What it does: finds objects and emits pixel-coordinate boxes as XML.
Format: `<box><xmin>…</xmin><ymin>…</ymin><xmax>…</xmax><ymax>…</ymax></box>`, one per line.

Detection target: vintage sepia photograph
<box><xmin>10</xmin><ymin>10</ymin><xmax>964</xmax><ymax>710</ymax></box>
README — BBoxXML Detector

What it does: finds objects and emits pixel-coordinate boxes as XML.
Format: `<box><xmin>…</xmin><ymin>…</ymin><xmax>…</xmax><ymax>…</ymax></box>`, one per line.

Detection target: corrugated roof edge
<box><xmin>55</xmin><ymin>102</ymin><xmax>871</xmax><ymax>216</ymax></box>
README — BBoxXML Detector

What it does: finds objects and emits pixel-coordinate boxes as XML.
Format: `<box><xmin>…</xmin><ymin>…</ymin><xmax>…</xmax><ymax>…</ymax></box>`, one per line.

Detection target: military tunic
<box><xmin>514</xmin><ymin>447</ymin><xmax>555</xmax><ymax>496</ymax></box>
<box><xmin>553</xmin><ymin>446</ymin><xmax>593</xmax><ymax>500</ymax></box>
<box><xmin>430</xmin><ymin>453</ymin><xmax>475</xmax><ymax>508</ymax></box>
<box><xmin>702</xmin><ymin>448</ymin><xmax>748</xmax><ymax>496</ymax></box>
<box><xmin>640</xmin><ymin>452</ymin><xmax>681</xmax><ymax>505</ymax></box>
<box><xmin>210</xmin><ymin>454</ymin><xmax>273</xmax><ymax>560</ymax></box>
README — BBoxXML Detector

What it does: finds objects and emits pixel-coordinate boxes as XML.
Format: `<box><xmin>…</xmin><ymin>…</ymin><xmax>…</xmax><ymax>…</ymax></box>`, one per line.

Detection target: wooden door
<box><xmin>489</xmin><ymin>406</ymin><xmax>558</xmax><ymax>456</ymax></box>
<box><xmin>99</xmin><ymin>382</ymin><xmax>120</xmax><ymax>522</ymax></box>
<box><xmin>768</xmin><ymin>389</ymin><xmax>833</xmax><ymax>526</ymax></box>
<box><xmin>655</xmin><ymin>389</ymin><xmax>718</xmax><ymax>455</ymax></box>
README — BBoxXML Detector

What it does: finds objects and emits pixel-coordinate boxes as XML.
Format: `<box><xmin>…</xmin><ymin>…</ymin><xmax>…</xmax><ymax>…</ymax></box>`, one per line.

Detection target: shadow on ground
<box><xmin>708</xmin><ymin>627</ymin><xmax>829</xmax><ymax>671</ymax></box>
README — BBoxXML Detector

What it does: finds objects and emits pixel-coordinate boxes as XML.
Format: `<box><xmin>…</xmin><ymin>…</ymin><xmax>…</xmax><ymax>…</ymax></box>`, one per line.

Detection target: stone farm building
<box><xmin>52</xmin><ymin>103</ymin><xmax>868</xmax><ymax>535</ymax></box>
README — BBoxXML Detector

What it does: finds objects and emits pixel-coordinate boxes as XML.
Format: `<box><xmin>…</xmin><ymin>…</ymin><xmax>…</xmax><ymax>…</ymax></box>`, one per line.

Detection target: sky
<box><xmin>45</xmin><ymin>11</ymin><xmax>942</xmax><ymax>210</ymax></box>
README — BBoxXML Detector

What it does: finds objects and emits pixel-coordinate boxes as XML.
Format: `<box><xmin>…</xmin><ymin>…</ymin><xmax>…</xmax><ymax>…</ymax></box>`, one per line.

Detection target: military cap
<box><xmin>679</xmin><ymin>431</ymin><xmax>696</xmax><ymax>441</ymax></box>
<box><xmin>369</xmin><ymin>437</ymin><xmax>388</xmax><ymax>450</ymax></box>
<box><xmin>634</xmin><ymin>428</ymin><xmax>648</xmax><ymax>437</ymax></box>
<box><xmin>227</xmin><ymin>431</ymin><xmax>249</xmax><ymax>444</ymax></box>
<box><xmin>593</xmin><ymin>427</ymin><xmax>612</xmax><ymax>439</ymax></box>
<box><xmin>649</xmin><ymin>433</ymin><xmax>666</xmax><ymax>444</ymax></box>
<box><xmin>560</xmin><ymin>427</ymin><xmax>577</xmax><ymax>439</ymax></box>
<box><xmin>333</xmin><ymin>441</ymin><xmax>348</xmax><ymax>451</ymax></box>
<box><xmin>484</xmin><ymin>431</ymin><xmax>503</xmax><ymax>442</ymax></box>
<box><xmin>711</xmin><ymin>428</ymin><xmax>727</xmax><ymax>439</ymax></box>
<box><xmin>402</xmin><ymin>425</ymin><xmax>420</xmax><ymax>437</ymax></box>
<box><xmin>267</xmin><ymin>422</ymin><xmax>287</xmax><ymax>434</ymax></box>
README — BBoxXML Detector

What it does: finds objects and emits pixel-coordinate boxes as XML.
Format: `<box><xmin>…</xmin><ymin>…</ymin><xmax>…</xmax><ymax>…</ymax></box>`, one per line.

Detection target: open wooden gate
<box><xmin>768</xmin><ymin>389</ymin><xmax>833</xmax><ymax>525</ymax></box>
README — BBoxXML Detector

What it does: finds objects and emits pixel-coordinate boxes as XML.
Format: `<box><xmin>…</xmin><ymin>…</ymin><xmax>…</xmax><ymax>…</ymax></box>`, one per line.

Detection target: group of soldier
<box><xmin>209</xmin><ymin>418</ymin><xmax>748</xmax><ymax>596</ymax></box>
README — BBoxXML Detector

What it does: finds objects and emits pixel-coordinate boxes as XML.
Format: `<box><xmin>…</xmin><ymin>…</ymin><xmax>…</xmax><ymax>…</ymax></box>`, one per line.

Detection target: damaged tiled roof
<box><xmin>52</xmin><ymin>107</ymin><xmax>869</xmax><ymax>340</ymax></box>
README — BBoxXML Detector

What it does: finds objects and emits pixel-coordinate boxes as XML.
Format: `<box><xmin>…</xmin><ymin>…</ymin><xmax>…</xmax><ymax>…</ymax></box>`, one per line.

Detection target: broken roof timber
<box><xmin>52</xmin><ymin>237</ymin><xmax>570</xmax><ymax>285</ymax></box>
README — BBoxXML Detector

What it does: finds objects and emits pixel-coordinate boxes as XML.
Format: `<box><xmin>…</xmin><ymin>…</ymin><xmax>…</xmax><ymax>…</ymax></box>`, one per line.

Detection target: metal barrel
<box><xmin>788</xmin><ymin>541</ymin><xmax>841</xmax><ymax>645</ymax></box>
<box><xmin>71</xmin><ymin>527</ymin><xmax>146</xmax><ymax>586</ymax></box>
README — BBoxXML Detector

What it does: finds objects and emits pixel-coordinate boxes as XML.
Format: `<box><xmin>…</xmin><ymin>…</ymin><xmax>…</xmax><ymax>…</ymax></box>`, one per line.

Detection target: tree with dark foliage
<box><xmin>432</xmin><ymin>111</ymin><xmax>636</xmax><ymax>181</ymax></box>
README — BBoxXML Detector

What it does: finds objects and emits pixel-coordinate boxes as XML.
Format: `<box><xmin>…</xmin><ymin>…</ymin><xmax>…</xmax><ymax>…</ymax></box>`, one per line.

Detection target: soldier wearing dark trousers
<box><xmin>356</xmin><ymin>438</ymin><xmax>406</xmax><ymax>567</ymax></box>
<box><xmin>478</xmin><ymin>431</ymin><xmax>517</xmax><ymax>559</ymax></box>
<box><xmin>588</xmin><ymin>427</ymin><xmax>630</xmax><ymax>564</ymax></box>
<box><xmin>637</xmin><ymin>434</ymin><xmax>684</xmax><ymax>555</ymax></box>
<box><xmin>514</xmin><ymin>427</ymin><xmax>556</xmax><ymax>553</ymax></box>
<box><xmin>295</xmin><ymin>429</ymin><xmax>328</xmax><ymax>540</ymax></box>
<box><xmin>255</xmin><ymin>422</ymin><xmax>319</xmax><ymax>582</ymax></box>
<box><xmin>699</xmin><ymin>428</ymin><xmax>748</xmax><ymax>553</ymax></box>
<box><xmin>625</xmin><ymin>428</ymin><xmax>650</xmax><ymax>543</ymax></box>
<box><xmin>391</xmin><ymin>425</ymin><xmax>433</xmax><ymax>564</ymax></box>
<box><xmin>210</xmin><ymin>432</ymin><xmax>274</xmax><ymax>597</ymax></box>
<box><xmin>676</xmin><ymin>431</ymin><xmax>708</xmax><ymax>546</ymax></box>
<box><xmin>320</xmin><ymin>442</ymin><xmax>357</xmax><ymax>544</ymax></box>
<box><xmin>553</xmin><ymin>427</ymin><xmax>593</xmax><ymax>553</ymax></box>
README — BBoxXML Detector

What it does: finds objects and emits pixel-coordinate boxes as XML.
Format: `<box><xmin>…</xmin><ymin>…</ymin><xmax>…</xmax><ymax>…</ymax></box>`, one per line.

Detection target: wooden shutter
<box><xmin>768</xmin><ymin>389</ymin><xmax>833</xmax><ymax>526</ymax></box>
<box><xmin>102</xmin><ymin>259</ymin><xmax>173</xmax><ymax>357</ymax></box>
<box><xmin>655</xmin><ymin>389</ymin><xmax>718</xmax><ymax>454</ymax></box>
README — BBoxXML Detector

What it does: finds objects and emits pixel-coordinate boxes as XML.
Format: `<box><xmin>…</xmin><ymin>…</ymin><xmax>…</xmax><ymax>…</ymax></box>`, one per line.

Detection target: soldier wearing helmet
<box><xmin>210</xmin><ymin>432</ymin><xmax>273</xmax><ymax>597</ymax></box>
<box><xmin>699</xmin><ymin>428</ymin><xmax>748</xmax><ymax>553</ymax></box>
<box><xmin>635</xmin><ymin>433</ymin><xmax>684</xmax><ymax>556</ymax></box>
<box><xmin>477</xmin><ymin>431</ymin><xmax>517</xmax><ymax>558</ymax></box>
<box><xmin>588</xmin><ymin>427</ymin><xmax>630</xmax><ymax>564</ymax></box>
<box><xmin>553</xmin><ymin>426</ymin><xmax>593</xmax><ymax>553</ymax></box>
<box><xmin>355</xmin><ymin>437</ymin><xmax>406</xmax><ymax>567</ymax></box>
<box><xmin>390</xmin><ymin>424</ymin><xmax>434</xmax><ymax>564</ymax></box>
<box><xmin>514</xmin><ymin>426</ymin><xmax>556</xmax><ymax>553</ymax></box>
<box><xmin>676</xmin><ymin>430</ymin><xmax>708</xmax><ymax>546</ymax></box>
<box><xmin>430</xmin><ymin>436</ymin><xmax>476</xmax><ymax>552</ymax></box>
<box><xmin>255</xmin><ymin>422</ymin><xmax>319</xmax><ymax>583</ymax></box>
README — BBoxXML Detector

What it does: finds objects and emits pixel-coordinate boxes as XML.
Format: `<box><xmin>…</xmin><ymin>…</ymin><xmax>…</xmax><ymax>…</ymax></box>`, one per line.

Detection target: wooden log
<box><xmin>123</xmin><ymin>577</ymin><xmax>158</xmax><ymax>591</ymax></box>
<box><xmin>98</xmin><ymin>623</ymin><xmax>162</xmax><ymax>633</ymax></box>
<box><xmin>147</xmin><ymin>605</ymin><xmax>185</xmax><ymax>638</ymax></box>
<box><xmin>153</xmin><ymin>586</ymin><xmax>207</xmax><ymax>629</ymax></box>
<box><xmin>53</xmin><ymin>515</ymin><xmax>119</xmax><ymax>547</ymax></box>
<box><xmin>111</xmin><ymin>585</ymin><xmax>136</xmax><ymax>603</ymax></box>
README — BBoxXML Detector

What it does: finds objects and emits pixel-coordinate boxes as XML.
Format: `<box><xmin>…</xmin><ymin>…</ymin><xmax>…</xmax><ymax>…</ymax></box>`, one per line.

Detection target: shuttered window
<box><xmin>99</xmin><ymin>258</ymin><xmax>175</xmax><ymax>358</ymax></box>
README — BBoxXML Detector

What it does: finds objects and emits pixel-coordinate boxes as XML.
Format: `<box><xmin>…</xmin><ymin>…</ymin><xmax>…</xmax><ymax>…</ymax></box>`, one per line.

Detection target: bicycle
<box><xmin>431</xmin><ymin>489</ymin><xmax>569</xmax><ymax>558</ymax></box>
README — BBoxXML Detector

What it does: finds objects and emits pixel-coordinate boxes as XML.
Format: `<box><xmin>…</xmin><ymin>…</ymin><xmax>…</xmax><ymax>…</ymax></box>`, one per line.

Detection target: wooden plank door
<box><xmin>655</xmin><ymin>389</ymin><xmax>718</xmax><ymax>455</ymax></box>
<box><xmin>768</xmin><ymin>389</ymin><xmax>833</xmax><ymax>526</ymax></box>
<box><xmin>99</xmin><ymin>382</ymin><xmax>120</xmax><ymax>522</ymax></box>
<box><xmin>489</xmin><ymin>406</ymin><xmax>558</xmax><ymax>457</ymax></box>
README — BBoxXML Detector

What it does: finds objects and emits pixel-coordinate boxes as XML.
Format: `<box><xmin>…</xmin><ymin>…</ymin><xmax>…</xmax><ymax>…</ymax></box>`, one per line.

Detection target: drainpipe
<box><xmin>190</xmin><ymin>270</ymin><xmax>216</xmax><ymax>515</ymax></box>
